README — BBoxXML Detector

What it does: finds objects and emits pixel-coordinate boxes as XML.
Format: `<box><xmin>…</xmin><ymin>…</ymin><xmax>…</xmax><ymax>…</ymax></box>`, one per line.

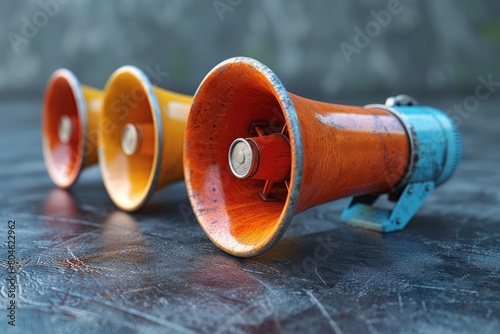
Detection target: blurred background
<box><xmin>0</xmin><ymin>0</ymin><xmax>499</xmax><ymax>102</ymax></box>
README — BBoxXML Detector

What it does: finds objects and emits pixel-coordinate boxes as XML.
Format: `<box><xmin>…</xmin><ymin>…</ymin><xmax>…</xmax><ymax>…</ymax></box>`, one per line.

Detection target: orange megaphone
<box><xmin>42</xmin><ymin>69</ymin><xmax>103</xmax><ymax>188</ymax></box>
<box><xmin>184</xmin><ymin>57</ymin><xmax>461</xmax><ymax>257</ymax></box>
<box><xmin>99</xmin><ymin>66</ymin><xmax>192</xmax><ymax>211</ymax></box>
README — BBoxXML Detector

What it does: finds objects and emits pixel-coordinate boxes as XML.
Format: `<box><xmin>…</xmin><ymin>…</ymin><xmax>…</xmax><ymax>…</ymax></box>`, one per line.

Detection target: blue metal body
<box><xmin>341</xmin><ymin>97</ymin><xmax>463</xmax><ymax>232</ymax></box>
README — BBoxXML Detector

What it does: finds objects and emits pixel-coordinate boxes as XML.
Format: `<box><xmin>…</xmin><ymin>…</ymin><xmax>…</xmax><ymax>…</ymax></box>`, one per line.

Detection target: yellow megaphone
<box><xmin>99</xmin><ymin>66</ymin><xmax>191</xmax><ymax>211</ymax></box>
<box><xmin>42</xmin><ymin>69</ymin><xmax>103</xmax><ymax>188</ymax></box>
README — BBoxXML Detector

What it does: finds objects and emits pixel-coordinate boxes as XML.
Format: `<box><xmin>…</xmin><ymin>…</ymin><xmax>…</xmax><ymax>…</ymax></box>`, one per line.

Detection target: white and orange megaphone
<box><xmin>42</xmin><ymin>69</ymin><xmax>103</xmax><ymax>188</ymax></box>
<box><xmin>184</xmin><ymin>57</ymin><xmax>462</xmax><ymax>257</ymax></box>
<box><xmin>99</xmin><ymin>66</ymin><xmax>192</xmax><ymax>211</ymax></box>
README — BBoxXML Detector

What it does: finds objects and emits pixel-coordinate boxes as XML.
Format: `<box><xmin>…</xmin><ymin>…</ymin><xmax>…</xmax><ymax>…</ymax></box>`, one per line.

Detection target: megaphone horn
<box><xmin>99</xmin><ymin>66</ymin><xmax>192</xmax><ymax>211</ymax></box>
<box><xmin>184</xmin><ymin>57</ymin><xmax>462</xmax><ymax>257</ymax></box>
<box><xmin>42</xmin><ymin>69</ymin><xmax>103</xmax><ymax>188</ymax></box>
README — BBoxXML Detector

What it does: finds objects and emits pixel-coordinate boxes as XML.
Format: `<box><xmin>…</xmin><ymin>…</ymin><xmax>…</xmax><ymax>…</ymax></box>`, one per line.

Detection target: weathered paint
<box><xmin>184</xmin><ymin>57</ymin><xmax>410</xmax><ymax>257</ymax></box>
<box><xmin>342</xmin><ymin>101</ymin><xmax>463</xmax><ymax>232</ymax></box>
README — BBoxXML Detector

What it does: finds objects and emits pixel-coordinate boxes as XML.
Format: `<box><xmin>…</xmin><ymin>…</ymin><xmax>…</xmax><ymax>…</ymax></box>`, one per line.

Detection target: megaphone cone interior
<box><xmin>42</xmin><ymin>69</ymin><xmax>103</xmax><ymax>188</ymax></box>
<box><xmin>99</xmin><ymin>66</ymin><xmax>192</xmax><ymax>211</ymax></box>
<box><xmin>184</xmin><ymin>57</ymin><xmax>461</xmax><ymax>257</ymax></box>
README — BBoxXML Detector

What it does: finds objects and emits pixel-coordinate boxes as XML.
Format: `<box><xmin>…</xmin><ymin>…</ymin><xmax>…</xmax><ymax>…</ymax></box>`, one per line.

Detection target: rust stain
<box><xmin>57</xmin><ymin>258</ymin><xmax>87</xmax><ymax>276</ymax></box>
<box><xmin>57</xmin><ymin>258</ymin><xmax>86</xmax><ymax>268</ymax></box>
<box><xmin>56</xmin><ymin>250</ymin><xmax>125</xmax><ymax>267</ymax></box>
<box><xmin>55</xmin><ymin>250</ymin><xmax>134</xmax><ymax>276</ymax></box>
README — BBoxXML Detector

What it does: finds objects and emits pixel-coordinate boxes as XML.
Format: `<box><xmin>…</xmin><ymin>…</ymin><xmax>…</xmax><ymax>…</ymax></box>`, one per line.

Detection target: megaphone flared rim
<box><xmin>99</xmin><ymin>65</ymin><xmax>163</xmax><ymax>212</ymax></box>
<box><xmin>42</xmin><ymin>68</ymin><xmax>87</xmax><ymax>189</ymax></box>
<box><xmin>185</xmin><ymin>56</ymin><xmax>304</xmax><ymax>257</ymax></box>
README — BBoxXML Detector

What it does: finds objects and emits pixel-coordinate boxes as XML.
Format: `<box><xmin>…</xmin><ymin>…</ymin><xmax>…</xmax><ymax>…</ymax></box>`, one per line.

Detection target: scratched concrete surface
<box><xmin>0</xmin><ymin>97</ymin><xmax>499</xmax><ymax>334</ymax></box>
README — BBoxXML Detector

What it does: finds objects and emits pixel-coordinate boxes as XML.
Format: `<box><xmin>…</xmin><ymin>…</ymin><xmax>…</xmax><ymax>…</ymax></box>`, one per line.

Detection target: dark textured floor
<box><xmin>0</xmin><ymin>97</ymin><xmax>499</xmax><ymax>334</ymax></box>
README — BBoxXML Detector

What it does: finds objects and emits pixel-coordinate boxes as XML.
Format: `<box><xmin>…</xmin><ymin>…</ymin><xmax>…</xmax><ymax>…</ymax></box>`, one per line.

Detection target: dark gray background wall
<box><xmin>0</xmin><ymin>0</ymin><xmax>499</xmax><ymax>101</ymax></box>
